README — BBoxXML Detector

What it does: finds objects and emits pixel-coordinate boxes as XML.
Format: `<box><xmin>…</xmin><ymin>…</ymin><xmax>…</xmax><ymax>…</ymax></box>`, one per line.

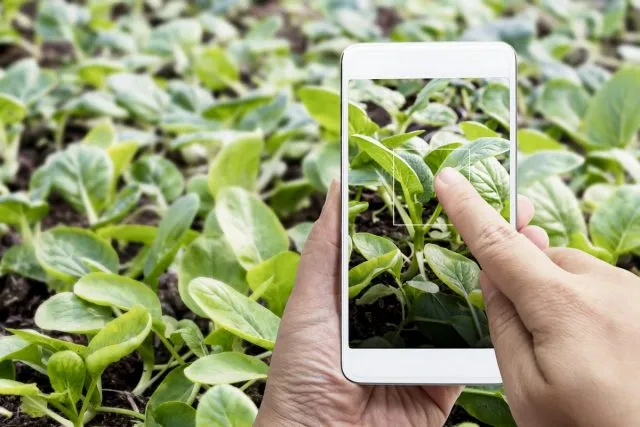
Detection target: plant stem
<box><xmin>55</xmin><ymin>113</ymin><xmax>69</xmax><ymax>151</ymax></box>
<box><xmin>76</xmin><ymin>378</ymin><xmax>97</xmax><ymax>427</ymax></box>
<box><xmin>422</xmin><ymin>203</ymin><xmax>442</xmax><ymax>234</ymax></box>
<box><xmin>155</xmin><ymin>329</ymin><xmax>186</xmax><ymax>365</ymax></box>
<box><xmin>19</xmin><ymin>215</ymin><xmax>34</xmax><ymax>245</ymax></box>
<box><xmin>94</xmin><ymin>407</ymin><xmax>145</xmax><ymax>421</ymax></box>
<box><xmin>240</xmin><ymin>379</ymin><xmax>257</xmax><ymax>392</ymax></box>
<box><xmin>465</xmin><ymin>297</ymin><xmax>483</xmax><ymax>340</ymax></box>
<box><xmin>255</xmin><ymin>350</ymin><xmax>272</xmax><ymax>360</ymax></box>
<box><xmin>48</xmin><ymin>400</ymin><xmax>76</xmax><ymax>420</ymax></box>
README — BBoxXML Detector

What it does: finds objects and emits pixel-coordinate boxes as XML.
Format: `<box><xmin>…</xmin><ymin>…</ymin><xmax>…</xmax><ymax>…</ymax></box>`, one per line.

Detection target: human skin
<box><xmin>256</xmin><ymin>177</ymin><xmax>549</xmax><ymax>427</ymax></box>
<box><xmin>435</xmin><ymin>166</ymin><xmax>640</xmax><ymax>427</ymax></box>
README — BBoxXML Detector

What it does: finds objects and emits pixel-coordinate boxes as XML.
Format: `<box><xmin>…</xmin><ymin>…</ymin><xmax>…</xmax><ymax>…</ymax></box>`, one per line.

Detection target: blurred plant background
<box><xmin>0</xmin><ymin>0</ymin><xmax>639</xmax><ymax>426</ymax></box>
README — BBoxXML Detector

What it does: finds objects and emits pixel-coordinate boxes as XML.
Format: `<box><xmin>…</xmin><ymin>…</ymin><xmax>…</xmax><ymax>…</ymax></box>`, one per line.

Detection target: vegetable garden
<box><xmin>1</xmin><ymin>1</ymin><xmax>640</xmax><ymax>426</ymax></box>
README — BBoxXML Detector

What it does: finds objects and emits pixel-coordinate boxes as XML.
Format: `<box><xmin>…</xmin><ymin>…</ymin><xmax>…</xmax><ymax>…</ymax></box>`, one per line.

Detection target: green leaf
<box><xmin>0</xmin><ymin>94</ymin><xmax>26</xmax><ymax>124</ymax></box>
<box><xmin>0</xmin><ymin>379</ymin><xmax>40</xmax><ymax>396</ymax></box>
<box><xmin>469</xmin><ymin>157</ymin><xmax>510</xmax><ymax>211</ymax></box>
<box><xmin>185</xmin><ymin>353</ymin><xmax>268</xmax><ymax>385</ymax></box>
<box><xmin>0</xmin><ymin>59</ymin><xmax>56</xmax><ymax>105</ymax></box>
<box><xmin>147</xmin><ymin>365</ymin><xmax>196</xmax><ymax>413</ymax></box>
<box><xmin>267</xmin><ymin>179</ymin><xmax>314</xmax><ymax>217</ymax></box>
<box><xmin>131</xmin><ymin>155</ymin><xmax>185</xmax><ymax>203</ymax></box>
<box><xmin>47</xmin><ymin>351</ymin><xmax>85</xmax><ymax>405</ymax></box>
<box><xmin>352</xmin><ymin>233</ymin><xmax>402</xmax><ymax>276</ymax></box>
<box><xmin>478</xmin><ymin>82</ymin><xmax>510</xmax><ymax>129</ymax></box>
<box><xmin>208</xmin><ymin>132</ymin><xmax>264</xmax><ymax>197</ymax></box>
<box><xmin>380</xmin><ymin>130</ymin><xmax>425</xmax><ymax>149</ymax></box>
<box><xmin>356</xmin><ymin>284</ymin><xmax>398</xmax><ymax>305</ymax></box>
<box><xmin>302</xmin><ymin>142</ymin><xmax>340</xmax><ymax>192</ymax></box>
<box><xmin>149</xmin><ymin>402</ymin><xmax>196</xmax><ymax>427</ymax></box>
<box><xmin>195</xmin><ymin>385</ymin><xmax>257</xmax><ymax>427</ymax></box>
<box><xmin>412</xmin><ymin>103</ymin><xmax>457</xmax><ymax>127</ymax></box>
<box><xmin>602</xmin><ymin>0</ymin><xmax>626</xmax><ymax>37</ymax></box>
<box><xmin>170</xmin><ymin>319</ymin><xmax>208</xmax><ymax>358</ymax></box>
<box><xmin>521</xmin><ymin>177</ymin><xmax>586</xmax><ymax>247</ymax></box>
<box><xmin>189</xmin><ymin>278</ymin><xmax>280</xmax><ymax>350</ymax></box>
<box><xmin>147</xmin><ymin>18</ymin><xmax>202</xmax><ymax>56</ymax></box>
<box><xmin>438</xmin><ymin>137</ymin><xmax>510</xmax><ymax>176</ymax></box>
<box><xmin>518</xmin><ymin>151</ymin><xmax>584</xmax><ymax>188</ymax></box>
<box><xmin>82</xmin><ymin>118</ymin><xmax>117</xmax><ymax>149</ymax></box>
<box><xmin>195</xmin><ymin>46</ymin><xmax>239</xmax><ymax>91</ymax></box>
<box><xmin>423</xmin><ymin>244</ymin><xmax>480</xmax><ymax>297</ymax></box>
<box><xmin>108</xmin><ymin>141</ymin><xmax>138</xmax><ymax>181</ymax></box>
<box><xmin>7</xmin><ymin>329</ymin><xmax>87</xmax><ymax>358</ymax></box>
<box><xmin>63</xmin><ymin>91</ymin><xmax>129</xmax><ymax>119</ymax></box>
<box><xmin>348</xmin><ymin>250</ymin><xmax>403</xmax><ymax>298</ymax></box>
<box><xmin>352</xmin><ymin>134</ymin><xmax>423</xmax><ymax>198</ymax></box>
<box><xmin>536</xmin><ymin>79</ymin><xmax>589</xmax><ymax>141</ymax></box>
<box><xmin>590</xmin><ymin>186</ymin><xmax>640</xmax><ymax>257</ymax></box>
<box><xmin>0</xmin><ymin>335</ymin><xmax>41</xmax><ymax>366</ymax></box>
<box><xmin>97</xmin><ymin>224</ymin><xmax>159</xmax><ymax>245</ymax></box>
<box><xmin>76</xmin><ymin>59</ymin><xmax>125</xmax><ymax>89</ymax></box>
<box><xmin>0</xmin><ymin>194</ymin><xmax>48</xmax><ymax>226</ymax></box>
<box><xmin>298</xmin><ymin>86</ymin><xmax>378</xmax><ymax>135</ymax></box>
<box><xmin>246</xmin><ymin>251</ymin><xmax>299</xmax><ymax>317</ymax></box>
<box><xmin>35</xmin><ymin>292</ymin><xmax>113</xmax><ymax>333</ymax></box>
<box><xmin>238</xmin><ymin>93</ymin><xmax>288</xmax><ymax>134</ymax></box>
<box><xmin>398</xmin><ymin>150</ymin><xmax>435</xmax><ymax>203</ymax></box>
<box><xmin>86</xmin><ymin>305</ymin><xmax>152</xmax><ymax>377</ymax></box>
<box><xmin>215</xmin><ymin>187</ymin><xmax>288</xmax><ymax>270</ymax></box>
<box><xmin>459</xmin><ymin>121</ymin><xmax>499</xmax><ymax>140</ymax></box>
<box><xmin>406</xmin><ymin>276</ymin><xmax>439</xmax><ymax>294</ymax></box>
<box><xmin>74</xmin><ymin>272</ymin><xmax>163</xmax><ymax>329</ymax></box>
<box><xmin>582</xmin><ymin>183</ymin><xmax>617</xmax><ymax>213</ymax></box>
<box><xmin>406</xmin><ymin>79</ymin><xmax>450</xmax><ymax>116</ymax></box>
<box><xmin>94</xmin><ymin>184</ymin><xmax>142</xmax><ymax>227</ymax></box>
<box><xmin>145</xmin><ymin>194</ymin><xmax>200</xmax><ymax>283</ymax></box>
<box><xmin>179</xmin><ymin>234</ymin><xmax>247</xmax><ymax>317</ymax></box>
<box><xmin>457</xmin><ymin>388</ymin><xmax>516</xmax><ymax>427</ymax></box>
<box><xmin>584</xmin><ymin>66</ymin><xmax>640</xmax><ymax>149</ymax></box>
<box><xmin>589</xmin><ymin>149</ymin><xmax>640</xmax><ymax>183</ymax></box>
<box><xmin>107</xmin><ymin>73</ymin><xmax>169</xmax><ymax>122</ymax></box>
<box><xmin>49</xmin><ymin>145</ymin><xmax>114</xmax><ymax>220</ymax></box>
<box><xmin>203</xmin><ymin>93</ymin><xmax>273</xmax><ymax>122</ymax></box>
<box><xmin>186</xmin><ymin>175</ymin><xmax>214</xmax><ymax>217</ymax></box>
<box><xmin>517</xmin><ymin>129</ymin><xmax>565</xmax><ymax>153</ymax></box>
<box><xmin>0</xmin><ymin>244</ymin><xmax>47</xmax><ymax>282</ymax></box>
<box><xmin>36</xmin><ymin>227</ymin><xmax>119</xmax><ymax>283</ymax></box>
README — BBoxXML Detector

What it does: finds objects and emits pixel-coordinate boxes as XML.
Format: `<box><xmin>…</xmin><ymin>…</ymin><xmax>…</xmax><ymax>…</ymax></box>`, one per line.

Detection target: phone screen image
<box><xmin>346</xmin><ymin>78</ymin><xmax>511</xmax><ymax>349</ymax></box>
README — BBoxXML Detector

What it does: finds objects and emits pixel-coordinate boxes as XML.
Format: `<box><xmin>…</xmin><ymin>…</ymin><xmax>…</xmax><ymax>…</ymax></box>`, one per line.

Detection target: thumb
<box><xmin>480</xmin><ymin>273</ymin><xmax>543</xmax><ymax>392</ymax></box>
<box><xmin>288</xmin><ymin>179</ymin><xmax>341</xmax><ymax>306</ymax></box>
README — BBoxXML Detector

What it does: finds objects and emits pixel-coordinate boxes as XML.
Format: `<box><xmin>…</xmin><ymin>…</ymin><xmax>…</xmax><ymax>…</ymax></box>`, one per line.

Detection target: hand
<box><xmin>256</xmin><ymin>179</ymin><xmax>547</xmax><ymax>427</ymax></box>
<box><xmin>435</xmin><ymin>167</ymin><xmax>640</xmax><ymax>427</ymax></box>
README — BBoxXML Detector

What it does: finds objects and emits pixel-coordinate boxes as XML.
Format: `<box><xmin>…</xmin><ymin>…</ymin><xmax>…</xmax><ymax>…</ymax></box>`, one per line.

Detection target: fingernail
<box><xmin>437</xmin><ymin>167</ymin><xmax>462</xmax><ymax>185</ymax></box>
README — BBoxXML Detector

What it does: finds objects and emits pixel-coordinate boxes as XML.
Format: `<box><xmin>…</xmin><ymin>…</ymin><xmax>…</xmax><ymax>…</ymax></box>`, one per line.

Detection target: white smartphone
<box><xmin>340</xmin><ymin>42</ymin><xmax>517</xmax><ymax>384</ymax></box>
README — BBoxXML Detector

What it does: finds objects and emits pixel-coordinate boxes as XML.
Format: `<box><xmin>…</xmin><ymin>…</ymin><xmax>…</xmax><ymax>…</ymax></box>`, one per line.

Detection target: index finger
<box><xmin>434</xmin><ymin>167</ymin><xmax>566</xmax><ymax>319</ymax></box>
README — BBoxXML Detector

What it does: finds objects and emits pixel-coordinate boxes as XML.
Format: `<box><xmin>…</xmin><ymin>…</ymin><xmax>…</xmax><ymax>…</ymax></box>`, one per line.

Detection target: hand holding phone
<box><xmin>256</xmin><ymin>178</ymin><xmax>544</xmax><ymax>426</ymax></box>
<box><xmin>435</xmin><ymin>166</ymin><xmax>640</xmax><ymax>427</ymax></box>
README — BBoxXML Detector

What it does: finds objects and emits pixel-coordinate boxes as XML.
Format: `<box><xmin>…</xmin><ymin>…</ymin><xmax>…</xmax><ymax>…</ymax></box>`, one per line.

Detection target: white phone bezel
<box><xmin>340</xmin><ymin>42</ymin><xmax>517</xmax><ymax>385</ymax></box>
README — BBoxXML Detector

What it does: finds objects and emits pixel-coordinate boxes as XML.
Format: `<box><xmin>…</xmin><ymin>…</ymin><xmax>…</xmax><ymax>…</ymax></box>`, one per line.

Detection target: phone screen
<box><xmin>346</xmin><ymin>78</ymin><xmax>511</xmax><ymax>349</ymax></box>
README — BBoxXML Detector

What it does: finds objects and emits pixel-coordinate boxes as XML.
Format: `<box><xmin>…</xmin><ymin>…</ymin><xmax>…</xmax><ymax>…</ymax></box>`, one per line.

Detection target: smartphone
<box><xmin>340</xmin><ymin>42</ymin><xmax>517</xmax><ymax>384</ymax></box>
